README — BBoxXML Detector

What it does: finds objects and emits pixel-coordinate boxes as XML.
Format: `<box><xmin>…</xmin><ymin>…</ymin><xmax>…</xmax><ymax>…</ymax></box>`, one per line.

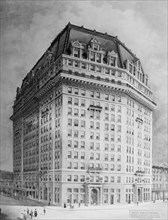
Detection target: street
<box><xmin>0</xmin><ymin>195</ymin><xmax>167</xmax><ymax>220</ymax></box>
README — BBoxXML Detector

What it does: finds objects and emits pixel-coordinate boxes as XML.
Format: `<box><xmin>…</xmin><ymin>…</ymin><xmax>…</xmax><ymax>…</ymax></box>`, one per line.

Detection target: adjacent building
<box><xmin>10</xmin><ymin>23</ymin><xmax>156</xmax><ymax>206</ymax></box>
<box><xmin>152</xmin><ymin>163</ymin><xmax>168</xmax><ymax>201</ymax></box>
<box><xmin>0</xmin><ymin>170</ymin><xmax>13</xmax><ymax>195</ymax></box>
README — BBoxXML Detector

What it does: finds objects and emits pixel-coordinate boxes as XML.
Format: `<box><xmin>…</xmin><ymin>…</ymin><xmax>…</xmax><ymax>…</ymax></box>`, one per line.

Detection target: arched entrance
<box><xmin>110</xmin><ymin>195</ymin><xmax>114</xmax><ymax>204</ymax></box>
<box><xmin>91</xmin><ymin>188</ymin><xmax>98</xmax><ymax>205</ymax></box>
<box><xmin>138</xmin><ymin>188</ymin><xmax>142</xmax><ymax>202</ymax></box>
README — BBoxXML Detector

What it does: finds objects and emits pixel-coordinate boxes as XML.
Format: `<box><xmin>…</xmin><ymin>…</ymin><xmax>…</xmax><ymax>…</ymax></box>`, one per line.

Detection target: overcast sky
<box><xmin>0</xmin><ymin>0</ymin><xmax>167</xmax><ymax>171</ymax></box>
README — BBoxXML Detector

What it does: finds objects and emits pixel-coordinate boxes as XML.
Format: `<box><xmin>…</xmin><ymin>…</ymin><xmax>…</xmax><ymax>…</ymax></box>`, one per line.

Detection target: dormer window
<box><xmin>74</xmin><ymin>48</ymin><xmax>80</xmax><ymax>58</ymax></box>
<box><xmin>93</xmin><ymin>44</ymin><xmax>99</xmax><ymax>51</ymax></box>
<box><xmin>89</xmin><ymin>37</ymin><xmax>100</xmax><ymax>51</ymax></box>
<box><xmin>71</xmin><ymin>40</ymin><xmax>83</xmax><ymax>58</ymax></box>
<box><xmin>107</xmin><ymin>50</ymin><xmax>118</xmax><ymax>67</ymax></box>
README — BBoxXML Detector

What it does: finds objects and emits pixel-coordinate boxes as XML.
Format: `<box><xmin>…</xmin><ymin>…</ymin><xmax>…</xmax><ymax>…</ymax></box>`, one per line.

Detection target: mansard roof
<box><xmin>21</xmin><ymin>22</ymin><xmax>144</xmax><ymax>90</ymax></box>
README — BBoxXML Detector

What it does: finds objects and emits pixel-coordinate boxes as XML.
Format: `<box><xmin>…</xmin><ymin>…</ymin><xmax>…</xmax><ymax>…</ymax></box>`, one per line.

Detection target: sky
<box><xmin>0</xmin><ymin>0</ymin><xmax>167</xmax><ymax>171</ymax></box>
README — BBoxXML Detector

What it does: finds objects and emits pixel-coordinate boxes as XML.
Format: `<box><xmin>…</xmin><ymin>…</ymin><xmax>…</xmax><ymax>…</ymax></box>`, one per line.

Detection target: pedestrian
<box><xmin>137</xmin><ymin>201</ymin><xmax>139</xmax><ymax>206</ymax></box>
<box><xmin>64</xmin><ymin>203</ymin><xmax>66</xmax><ymax>208</ymax></box>
<box><xmin>30</xmin><ymin>210</ymin><xmax>33</xmax><ymax>219</ymax></box>
<box><xmin>78</xmin><ymin>202</ymin><xmax>81</xmax><ymax>207</ymax></box>
<box><xmin>48</xmin><ymin>201</ymin><xmax>50</xmax><ymax>206</ymax></box>
<box><xmin>34</xmin><ymin>209</ymin><xmax>38</xmax><ymax>217</ymax></box>
<box><xmin>43</xmin><ymin>208</ymin><xmax>46</xmax><ymax>215</ymax></box>
<box><xmin>27</xmin><ymin>208</ymin><xmax>29</xmax><ymax>215</ymax></box>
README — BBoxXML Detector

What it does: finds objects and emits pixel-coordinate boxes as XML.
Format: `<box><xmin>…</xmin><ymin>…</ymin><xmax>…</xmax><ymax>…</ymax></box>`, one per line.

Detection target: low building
<box><xmin>152</xmin><ymin>163</ymin><xmax>168</xmax><ymax>201</ymax></box>
<box><xmin>0</xmin><ymin>170</ymin><xmax>13</xmax><ymax>195</ymax></box>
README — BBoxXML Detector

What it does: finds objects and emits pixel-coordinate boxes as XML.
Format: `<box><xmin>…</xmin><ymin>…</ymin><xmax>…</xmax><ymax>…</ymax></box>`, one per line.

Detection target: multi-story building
<box><xmin>10</xmin><ymin>23</ymin><xmax>156</xmax><ymax>206</ymax></box>
<box><xmin>152</xmin><ymin>163</ymin><xmax>168</xmax><ymax>201</ymax></box>
<box><xmin>0</xmin><ymin>170</ymin><xmax>13</xmax><ymax>196</ymax></box>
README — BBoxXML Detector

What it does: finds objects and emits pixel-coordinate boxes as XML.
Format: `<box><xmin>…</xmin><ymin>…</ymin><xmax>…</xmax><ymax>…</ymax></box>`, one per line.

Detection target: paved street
<box><xmin>0</xmin><ymin>195</ymin><xmax>167</xmax><ymax>220</ymax></box>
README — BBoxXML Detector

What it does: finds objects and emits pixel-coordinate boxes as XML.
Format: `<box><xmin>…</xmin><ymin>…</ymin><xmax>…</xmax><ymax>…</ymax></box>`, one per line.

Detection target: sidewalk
<box><xmin>46</xmin><ymin>200</ymin><xmax>162</xmax><ymax>211</ymax></box>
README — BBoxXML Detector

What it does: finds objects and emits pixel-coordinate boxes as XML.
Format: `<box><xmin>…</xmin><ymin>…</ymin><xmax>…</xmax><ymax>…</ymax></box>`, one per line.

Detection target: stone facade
<box><xmin>10</xmin><ymin>23</ymin><xmax>156</xmax><ymax>206</ymax></box>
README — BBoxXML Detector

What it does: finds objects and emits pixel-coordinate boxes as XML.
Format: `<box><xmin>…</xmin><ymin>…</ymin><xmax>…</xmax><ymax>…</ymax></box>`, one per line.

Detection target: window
<box><xmin>104</xmin><ymin>133</ymin><xmax>109</xmax><ymax>141</ymax></box>
<box><xmin>67</xmin><ymin>151</ymin><xmax>72</xmax><ymax>159</ymax></box>
<box><xmin>68</xmin><ymin>108</ymin><xmax>72</xmax><ymax>115</ymax></box>
<box><xmin>96</xmin><ymin>92</ymin><xmax>100</xmax><ymax>98</ymax></box>
<box><xmin>105</xmin><ymin>123</ymin><xmax>109</xmax><ymax>131</ymax></box>
<box><xmin>111</xmin><ymin>154</ymin><xmax>115</xmax><ymax>161</ymax></box>
<box><xmin>95</xmin><ymin>153</ymin><xmax>100</xmax><ymax>160</ymax></box>
<box><xmin>104</xmin><ymin>154</ymin><xmax>108</xmax><ymax>161</ymax></box>
<box><xmin>111</xmin><ymin>104</ymin><xmax>115</xmax><ymax>111</ymax></box>
<box><xmin>90</xmin><ymin>91</ymin><xmax>94</xmax><ymax>97</ymax></box>
<box><xmin>96</xmin><ymin>143</ymin><xmax>100</xmax><ymax>150</ymax></box>
<box><xmin>81</xmin><ymin>120</ymin><xmax>85</xmax><ymax>128</ymax></box>
<box><xmin>67</xmin><ymin>162</ymin><xmax>72</xmax><ymax>169</ymax></box>
<box><xmin>117</xmin><ymin>164</ymin><xmax>121</xmax><ymax>171</ymax></box>
<box><xmin>67</xmin><ymin>175</ymin><xmax>71</xmax><ymax>181</ymax></box>
<box><xmin>105</xmin><ymin>113</ymin><xmax>109</xmax><ymax>121</ymax></box>
<box><xmin>90</xmin><ymin>153</ymin><xmax>94</xmax><ymax>160</ymax></box>
<box><xmin>73</xmin><ymin>175</ymin><xmax>78</xmax><ymax>182</ymax></box>
<box><xmin>74</xmin><ymin>88</ymin><xmax>79</xmax><ymax>94</ymax></box>
<box><xmin>68</xmin><ymin>87</ymin><xmax>72</xmax><ymax>93</ymax></box>
<box><xmin>117</xmin><ymin>125</ymin><xmax>121</xmax><ymax>132</ymax></box>
<box><xmin>96</xmin><ymin>133</ymin><xmax>100</xmax><ymax>140</ymax></box>
<box><xmin>81</xmin><ymin>109</ymin><xmax>85</xmax><ymax>117</ymax></box>
<box><xmin>90</xmin><ymin>142</ymin><xmax>94</xmax><ymax>150</ymax></box>
<box><xmin>81</xmin><ymin>131</ymin><xmax>85</xmax><ymax>138</ymax></box>
<box><xmin>117</xmin><ymin>145</ymin><xmax>121</xmax><ymax>152</ymax></box>
<box><xmin>90</xmin><ymin>121</ymin><xmax>94</xmax><ymax>129</ymax></box>
<box><xmin>81</xmin><ymin>152</ymin><xmax>85</xmax><ymax>159</ymax></box>
<box><xmin>105</xmin><ymin>164</ymin><xmax>109</xmax><ymax>171</ymax></box>
<box><xmin>74</xmin><ymin>162</ymin><xmax>78</xmax><ymax>169</ymax></box>
<box><xmin>81</xmin><ymin>99</ymin><xmax>85</xmax><ymax>107</ymax></box>
<box><xmin>68</xmin><ymin>118</ymin><xmax>72</xmax><ymax>126</ymax></box>
<box><xmin>81</xmin><ymin>162</ymin><xmax>85</xmax><ymax>169</ymax></box>
<box><xmin>117</xmin><ymin>105</ymin><xmax>121</xmax><ymax>113</ymax></box>
<box><xmin>96</xmin><ymin>122</ymin><xmax>100</xmax><ymax>129</ymax></box>
<box><xmin>74</xmin><ymin>109</ymin><xmax>79</xmax><ymax>116</ymax></box>
<box><xmin>105</xmin><ymin>143</ymin><xmax>109</xmax><ymax>151</ymax></box>
<box><xmin>68</xmin><ymin>129</ymin><xmax>72</xmax><ymax>137</ymax></box>
<box><xmin>81</xmin><ymin>175</ymin><xmax>85</xmax><ymax>182</ymax></box>
<box><xmin>117</xmin><ymin>177</ymin><xmax>121</xmax><ymax>183</ymax></box>
<box><xmin>74</xmin><ymin>151</ymin><xmax>78</xmax><ymax>159</ymax></box>
<box><xmin>74</xmin><ymin>119</ymin><xmax>78</xmax><ymax>127</ymax></box>
<box><xmin>90</xmin><ymin>132</ymin><xmax>94</xmax><ymax>139</ymax></box>
<box><xmin>105</xmin><ymin>103</ymin><xmax>109</xmax><ymax>111</ymax></box>
<box><xmin>104</xmin><ymin>176</ymin><xmax>108</xmax><ymax>183</ymax></box>
<box><xmin>68</xmin><ymin>97</ymin><xmax>72</xmax><ymax>104</ymax></box>
<box><xmin>81</xmin><ymin>141</ymin><xmax>85</xmax><ymax>149</ymax></box>
<box><xmin>74</xmin><ymin>141</ymin><xmax>78</xmax><ymax>148</ymax></box>
<box><xmin>105</xmin><ymin>94</ymin><xmax>109</xmax><ymax>100</ymax></box>
<box><xmin>111</xmin><ymin>95</ymin><xmax>115</xmax><ymax>101</ymax></box>
<box><xmin>68</xmin><ymin>140</ymin><xmax>72</xmax><ymax>148</ymax></box>
<box><xmin>74</xmin><ymin>98</ymin><xmax>79</xmax><ymax>106</ymax></box>
<box><xmin>111</xmin><ymin>164</ymin><xmax>115</xmax><ymax>171</ymax></box>
<box><xmin>118</xmin><ymin>115</ymin><xmax>121</xmax><ymax>123</ymax></box>
<box><xmin>81</xmin><ymin>89</ymin><xmax>86</xmax><ymax>96</ymax></box>
<box><xmin>74</xmin><ymin>130</ymin><xmax>78</xmax><ymax>138</ymax></box>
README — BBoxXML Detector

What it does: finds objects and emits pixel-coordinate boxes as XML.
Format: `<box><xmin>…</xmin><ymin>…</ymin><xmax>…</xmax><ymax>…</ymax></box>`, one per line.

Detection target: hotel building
<box><xmin>10</xmin><ymin>23</ymin><xmax>156</xmax><ymax>206</ymax></box>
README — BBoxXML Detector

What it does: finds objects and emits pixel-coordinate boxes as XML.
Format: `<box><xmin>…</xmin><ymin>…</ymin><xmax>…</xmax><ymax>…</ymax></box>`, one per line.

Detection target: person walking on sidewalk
<box><xmin>43</xmin><ymin>208</ymin><xmax>46</xmax><ymax>215</ymax></box>
<box><xmin>30</xmin><ymin>210</ymin><xmax>33</xmax><ymax>219</ymax></box>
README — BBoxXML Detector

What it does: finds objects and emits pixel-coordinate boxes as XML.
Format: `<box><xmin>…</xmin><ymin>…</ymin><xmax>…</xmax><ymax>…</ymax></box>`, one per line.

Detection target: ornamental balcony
<box><xmin>135</xmin><ymin>117</ymin><xmax>143</xmax><ymax>123</ymax></box>
<box><xmin>87</xmin><ymin>105</ymin><xmax>102</xmax><ymax>112</ymax></box>
<box><xmin>87</xmin><ymin>167</ymin><xmax>103</xmax><ymax>174</ymax></box>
